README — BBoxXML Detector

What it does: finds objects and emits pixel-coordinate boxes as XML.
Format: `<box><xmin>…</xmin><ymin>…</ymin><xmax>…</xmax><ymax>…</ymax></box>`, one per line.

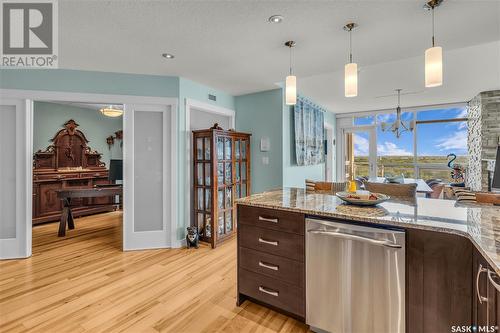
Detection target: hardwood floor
<box><xmin>0</xmin><ymin>212</ymin><xmax>309</xmax><ymax>333</ymax></box>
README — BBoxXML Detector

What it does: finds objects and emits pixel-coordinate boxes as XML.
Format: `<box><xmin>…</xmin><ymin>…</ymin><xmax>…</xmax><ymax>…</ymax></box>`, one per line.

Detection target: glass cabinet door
<box><xmin>204</xmin><ymin>137</ymin><xmax>211</xmax><ymax>160</ymax></box>
<box><xmin>225</xmin><ymin>137</ymin><xmax>232</xmax><ymax>159</ymax></box>
<box><xmin>217</xmin><ymin>137</ymin><xmax>224</xmax><ymax>160</ymax></box>
<box><xmin>194</xmin><ymin>132</ymin><xmax>249</xmax><ymax>247</ymax></box>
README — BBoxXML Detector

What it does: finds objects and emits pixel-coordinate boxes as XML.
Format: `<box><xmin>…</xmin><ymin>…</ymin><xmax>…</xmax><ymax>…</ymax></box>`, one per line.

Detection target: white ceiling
<box><xmin>58</xmin><ymin>0</ymin><xmax>500</xmax><ymax>112</ymax></box>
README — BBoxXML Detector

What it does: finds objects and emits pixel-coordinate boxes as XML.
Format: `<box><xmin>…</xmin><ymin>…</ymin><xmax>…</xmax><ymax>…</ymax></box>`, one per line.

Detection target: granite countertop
<box><xmin>236</xmin><ymin>187</ymin><xmax>500</xmax><ymax>275</ymax></box>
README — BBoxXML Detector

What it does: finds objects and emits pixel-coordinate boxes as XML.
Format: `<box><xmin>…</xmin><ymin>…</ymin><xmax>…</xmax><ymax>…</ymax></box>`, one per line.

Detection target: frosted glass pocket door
<box><xmin>123</xmin><ymin>104</ymin><xmax>174</xmax><ymax>250</ymax></box>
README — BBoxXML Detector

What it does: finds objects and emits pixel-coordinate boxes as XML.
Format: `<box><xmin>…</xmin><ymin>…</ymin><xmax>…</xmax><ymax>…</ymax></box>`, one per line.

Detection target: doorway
<box><xmin>324</xmin><ymin>123</ymin><xmax>334</xmax><ymax>181</ymax></box>
<box><xmin>185</xmin><ymin>99</ymin><xmax>235</xmax><ymax>229</ymax></box>
<box><xmin>341</xmin><ymin>126</ymin><xmax>377</xmax><ymax>181</ymax></box>
<box><xmin>0</xmin><ymin>90</ymin><xmax>178</xmax><ymax>259</ymax></box>
<box><xmin>31</xmin><ymin>101</ymin><xmax>124</xmax><ymax>252</ymax></box>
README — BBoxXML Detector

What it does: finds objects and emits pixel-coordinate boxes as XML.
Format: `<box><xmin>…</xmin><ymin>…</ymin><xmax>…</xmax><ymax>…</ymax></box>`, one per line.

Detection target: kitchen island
<box><xmin>235</xmin><ymin>187</ymin><xmax>500</xmax><ymax>333</ymax></box>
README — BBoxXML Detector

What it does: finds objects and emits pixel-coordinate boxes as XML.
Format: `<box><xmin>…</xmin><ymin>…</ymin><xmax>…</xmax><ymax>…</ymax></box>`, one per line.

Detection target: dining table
<box><xmin>55</xmin><ymin>186</ymin><xmax>123</xmax><ymax>237</ymax></box>
<box><xmin>368</xmin><ymin>177</ymin><xmax>433</xmax><ymax>194</ymax></box>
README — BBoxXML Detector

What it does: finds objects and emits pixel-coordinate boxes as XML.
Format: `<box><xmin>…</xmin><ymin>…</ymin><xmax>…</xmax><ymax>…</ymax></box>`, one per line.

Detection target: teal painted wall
<box><xmin>177</xmin><ymin>77</ymin><xmax>236</xmax><ymax>239</ymax></box>
<box><xmin>33</xmin><ymin>102</ymin><xmax>123</xmax><ymax>167</ymax></box>
<box><xmin>282</xmin><ymin>91</ymin><xmax>336</xmax><ymax>188</ymax></box>
<box><xmin>235</xmin><ymin>89</ymin><xmax>283</xmax><ymax>194</ymax></box>
<box><xmin>0</xmin><ymin>69</ymin><xmax>179</xmax><ymax>97</ymax></box>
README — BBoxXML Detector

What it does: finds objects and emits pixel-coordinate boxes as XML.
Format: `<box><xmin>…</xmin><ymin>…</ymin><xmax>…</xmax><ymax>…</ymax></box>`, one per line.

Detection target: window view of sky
<box><xmin>353</xmin><ymin>107</ymin><xmax>467</xmax><ymax>157</ymax></box>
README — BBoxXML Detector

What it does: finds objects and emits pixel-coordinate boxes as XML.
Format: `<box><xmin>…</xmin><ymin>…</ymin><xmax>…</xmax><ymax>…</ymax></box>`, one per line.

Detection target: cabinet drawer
<box><xmin>36</xmin><ymin>173</ymin><xmax>80</xmax><ymax>181</ymax></box>
<box><xmin>238</xmin><ymin>268</ymin><xmax>304</xmax><ymax>317</ymax></box>
<box><xmin>239</xmin><ymin>224</ymin><xmax>304</xmax><ymax>261</ymax></box>
<box><xmin>239</xmin><ymin>247</ymin><xmax>304</xmax><ymax>288</ymax></box>
<box><xmin>238</xmin><ymin>205</ymin><xmax>304</xmax><ymax>235</ymax></box>
<box><xmin>80</xmin><ymin>171</ymin><xmax>109</xmax><ymax>178</ymax></box>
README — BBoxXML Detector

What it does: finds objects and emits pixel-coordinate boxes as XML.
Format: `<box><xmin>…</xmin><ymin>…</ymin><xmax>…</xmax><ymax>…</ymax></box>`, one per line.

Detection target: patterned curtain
<box><xmin>294</xmin><ymin>97</ymin><xmax>325</xmax><ymax>166</ymax></box>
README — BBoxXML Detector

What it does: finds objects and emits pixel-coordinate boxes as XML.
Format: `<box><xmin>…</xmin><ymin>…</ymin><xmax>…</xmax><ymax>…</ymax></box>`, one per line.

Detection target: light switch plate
<box><xmin>260</xmin><ymin>137</ymin><xmax>270</xmax><ymax>152</ymax></box>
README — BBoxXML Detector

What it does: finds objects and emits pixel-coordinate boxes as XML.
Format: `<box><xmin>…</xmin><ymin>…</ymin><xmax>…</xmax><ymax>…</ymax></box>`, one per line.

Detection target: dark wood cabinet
<box><xmin>473</xmin><ymin>248</ymin><xmax>500</xmax><ymax>331</ymax></box>
<box><xmin>406</xmin><ymin>228</ymin><xmax>473</xmax><ymax>333</ymax></box>
<box><xmin>236</xmin><ymin>204</ymin><xmax>500</xmax><ymax>332</ymax></box>
<box><xmin>237</xmin><ymin>205</ymin><xmax>305</xmax><ymax>320</ymax></box>
<box><xmin>32</xmin><ymin>119</ymin><xmax>115</xmax><ymax>225</ymax></box>
<box><xmin>193</xmin><ymin>126</ymin><xmax>251</xmax><ymax>248</ymax></box>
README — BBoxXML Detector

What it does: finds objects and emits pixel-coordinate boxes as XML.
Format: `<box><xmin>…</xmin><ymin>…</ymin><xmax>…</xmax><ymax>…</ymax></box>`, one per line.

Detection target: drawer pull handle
<box><xmin>258</xmin><ymin>238</ymin><xmax>278</xmax><ymax>246</ymax></box>
<box><xmin>259</xmin><ymin>261</ymin><xmax>279</xmax><ymax>271</ymax></box>
<box><xmin>258</xmin><ymin>216</ymin><xmax>278</xmax><ymax>223</ymax></box>
<box><xmin>259</xmin><ymin>286</ymin><xmax>279</xmax><ymax>297</ymax></box>
<box><xmin>476</xmin><ymin>264</ymin><xmax>488</xmax><ymax>304</ymax></box>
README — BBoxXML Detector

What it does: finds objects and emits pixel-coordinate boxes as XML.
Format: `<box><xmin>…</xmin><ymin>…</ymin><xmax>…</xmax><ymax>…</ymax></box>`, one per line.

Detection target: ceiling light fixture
<box><xmin>100</xmin><ymin>105</ymin><xmax>123</xmax><ymax>118</ymax></box>
<box><xmin>424</xmin><ymin>0</ymin><xmax>443</xmax><ymax>88</ymax></box>
<box><xmin>284</xmin><ymin>40</ymin><xmax>297</xmax><ymax>106</ymax></box>
<box><xmin>268</xmin><ymin>15</ymin><xmax>283</xmax><ymax>23</ymax></box>
<box><xmin>343</xmin><ymin>22</ymin><xmax>358</xmax><ymax>98</ymax></box>
<box><xmin>380</xmin><ymin>89</ymin><xmax>415</xmax><ymax>139</ymax></box>
<box><xmin>162</xmin><ymin>53</ymin><xmax>175</xmax><ymax>59</ymax></box>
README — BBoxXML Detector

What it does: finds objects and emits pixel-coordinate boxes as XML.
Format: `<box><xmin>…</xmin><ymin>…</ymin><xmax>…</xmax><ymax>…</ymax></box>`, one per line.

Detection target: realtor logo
<box><xmin>1</xmin><ymin>0</ymin><xmax>58</xmax><ymax>67</ymax></box>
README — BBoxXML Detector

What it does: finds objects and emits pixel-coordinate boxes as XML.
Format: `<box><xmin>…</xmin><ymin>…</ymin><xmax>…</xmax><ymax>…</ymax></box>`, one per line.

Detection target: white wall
<box><xmin>191</xmin><ymin>108</ymin><xmax>232</xmax><ymax>130</ymax></box>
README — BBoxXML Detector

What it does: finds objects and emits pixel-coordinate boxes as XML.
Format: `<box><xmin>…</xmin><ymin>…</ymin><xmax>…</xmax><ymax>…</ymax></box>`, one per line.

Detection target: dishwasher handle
<box><xmin>307</xmin><ymin>229</ymin><xmax>402</xmax><ymax>249</ymax></box>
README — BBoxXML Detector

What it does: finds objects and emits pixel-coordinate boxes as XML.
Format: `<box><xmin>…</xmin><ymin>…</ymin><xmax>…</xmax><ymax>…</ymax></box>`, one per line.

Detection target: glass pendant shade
<box><xmin>344</xmin><ymin>62</ymin><xmax>358</xmax><ymax>97</ymax></box>
<box><xmin>100</xmin><ymin>107</ymin><xmax>123</xmax><ymax>117</ymax></box>
<box><xmin>425</xmin><ymin>46</ymin><xmax>442</xmax><ymax>87</ymax></box>
<box><xmin>285</xmin><ymin>75</ymin><xmax>297</xmax><ymax>105</ymax></box>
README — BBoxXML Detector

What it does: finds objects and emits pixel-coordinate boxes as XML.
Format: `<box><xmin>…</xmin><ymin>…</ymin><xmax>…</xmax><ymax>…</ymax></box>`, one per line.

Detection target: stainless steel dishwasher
<box><xmin>306</xmin><ymin>218</ymin><xmax>405</xmax><ymax>333</ymax></box>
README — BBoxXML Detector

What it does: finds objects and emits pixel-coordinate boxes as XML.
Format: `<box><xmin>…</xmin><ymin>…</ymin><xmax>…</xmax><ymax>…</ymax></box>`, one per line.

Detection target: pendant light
<box><xmin>343</xmin><ymin>23</ymin><xmax>358</xmax><ymax>98</ymax></box>
<box><xmin>100</xmin><ymin>105</ymin><xmax>123</xmax><ymax>117</ymax></box>
<box><xmin>285</xmin><ymin>40</ymin><xmax>297</xmax><ymax>105</ymax></box>
<box><xmin>380</xmin><ymin>89</ymin><xmax>415</xmax><ymax>139</ymax></box>
<box><xmin>424</xmin><ymin>0</ymin><xmax>443</xmax><ymax>87</ymax></box>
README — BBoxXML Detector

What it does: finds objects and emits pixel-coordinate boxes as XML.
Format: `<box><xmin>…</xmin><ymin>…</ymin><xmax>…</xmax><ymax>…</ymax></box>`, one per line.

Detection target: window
<box><xmin>376</xmin><ymin>113</ymin><xmax>414</xmax><ymax>178</ymax></box>
<box><xmin>354</xmin><ymin>115</ymin><xmax>374</xmax><ymax>126</ymax></box>
<box><xmin>349</xmin><ymin>105</ymin><xmax>468</xmax><ymax>184</ymax></box>
<box><xmin>416</xmin><ymin>107</ymin><xmax>467</xmax><ymax>182</ymax></box>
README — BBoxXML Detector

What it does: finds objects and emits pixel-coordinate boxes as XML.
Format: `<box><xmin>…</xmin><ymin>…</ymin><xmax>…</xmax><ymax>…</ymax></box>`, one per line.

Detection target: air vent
<box><xmin>208</xmin><ymin>94</ymin><xmax>217</xmax><ymax>101</ymax></box>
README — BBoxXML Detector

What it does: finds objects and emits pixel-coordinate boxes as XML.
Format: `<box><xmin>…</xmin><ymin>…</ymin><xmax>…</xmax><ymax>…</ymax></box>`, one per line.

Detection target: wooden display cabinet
<box><xmin>192</xmin><ymin>125</ymin><xmax>251</xmax><ymax>248</ymax></box>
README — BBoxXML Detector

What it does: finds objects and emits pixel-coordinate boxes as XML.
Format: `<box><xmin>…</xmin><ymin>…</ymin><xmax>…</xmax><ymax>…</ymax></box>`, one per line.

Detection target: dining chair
<box><xmin>305</xmin><ymin>180</ymin><xmax>347</xmax><ymax>194</ymax></box>
<box><xmin>364</xmin><ymin>182</ymin><xmax>417</xmax><ymax>200</ymax></box>
<box><xmin>427</xmin><ymin>183</ymin><xmax>445</xmax><ymax>199</ymax></box>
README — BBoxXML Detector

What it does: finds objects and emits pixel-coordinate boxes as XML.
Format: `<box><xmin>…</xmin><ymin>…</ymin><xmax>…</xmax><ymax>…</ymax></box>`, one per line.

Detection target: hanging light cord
<box><xmin>289</xmin><ymin>45</ymin><xmax>293</xmax><ymax>75</ymax></box>
<box><xmin>431</xmin><ymin>6</ymin><xmax>435</xmax><ymax>47</ymax></box>
<box><xmin>349</xmin><ymin>28</ymin><xmax>353</xmax><ymax>63</ymax></box>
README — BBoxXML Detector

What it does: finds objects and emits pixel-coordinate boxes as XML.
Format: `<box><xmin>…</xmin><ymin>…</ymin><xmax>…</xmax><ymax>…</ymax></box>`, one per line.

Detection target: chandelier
<box><xmin>100</xmin><ymin>105</ymin><xmax>123</xmax><ymax>118</ymax></box>
<box><xmin>380</xmin><ymin>89</ymin><xmax>415</xmax><ymax>139</ymax></box>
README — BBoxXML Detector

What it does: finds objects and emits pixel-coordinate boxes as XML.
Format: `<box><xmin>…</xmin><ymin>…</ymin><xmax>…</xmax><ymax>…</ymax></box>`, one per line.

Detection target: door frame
<box><xmin>0</xmin><ymin>99</ymin><xmax>32</xmax><ymax>258</ymax></box>
<box><xmin>324</xmin><ymin>123</ymin><xmax>334</xmax><ymax>182</ymax></box>
<box><xmin>0</xmin><ymin>88</ymin><xmax>179</xmax><ymax>257</ymax></box>
<box><xmin>184</xmin><ymin>98</ymin><xmax>235</xmax><ymax>230</ymax></box>
<box><xmin>339</xmin><ymin>125</ymin><xmax>377</xmax><ymax>181</ymax></box>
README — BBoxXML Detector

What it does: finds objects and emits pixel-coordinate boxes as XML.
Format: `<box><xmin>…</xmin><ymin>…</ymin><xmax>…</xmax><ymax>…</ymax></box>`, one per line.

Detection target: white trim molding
<box><xmin>185</xmin><ymin>98</ymin><xmax>236</xmax><ymax>131</ymax></box>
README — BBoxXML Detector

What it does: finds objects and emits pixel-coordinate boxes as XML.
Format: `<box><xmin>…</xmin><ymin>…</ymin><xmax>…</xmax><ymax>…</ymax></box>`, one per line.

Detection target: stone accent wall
<box><xmin>466</xmin><ymin>90</ymin><xmax>500</xmax><ymax>191</ymax></box>
<box><xmin>467</xmin><ymin>95</ymin><xmax>482</xmax><ymax>191</ymax></box>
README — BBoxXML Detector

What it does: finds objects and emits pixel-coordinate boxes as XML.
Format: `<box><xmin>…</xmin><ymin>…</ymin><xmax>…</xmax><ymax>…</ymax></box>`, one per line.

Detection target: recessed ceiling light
<box><xmin>268</xmin><ymin>15</ymin><xmax>284</xmax><ymax>24</ymax></box>
<box><xmin>162</xmin><ymin>53</ymin><xmax>175</xmax><ymax>59</ymax></box>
